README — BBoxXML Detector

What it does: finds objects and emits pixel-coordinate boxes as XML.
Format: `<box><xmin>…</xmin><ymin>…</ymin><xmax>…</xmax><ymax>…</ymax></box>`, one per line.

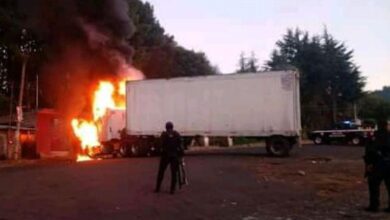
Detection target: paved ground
<box><xmin>0</xmin><ymin>144</ymin><xmax>389</xmax><ymax>220</ymax></box>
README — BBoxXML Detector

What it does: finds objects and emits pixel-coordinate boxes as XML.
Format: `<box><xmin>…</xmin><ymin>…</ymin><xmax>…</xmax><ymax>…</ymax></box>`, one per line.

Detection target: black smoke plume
<box><xmin>19</xmin><ymin>0</ymin><xmax>140</xmax><ymax>119</ymax></box>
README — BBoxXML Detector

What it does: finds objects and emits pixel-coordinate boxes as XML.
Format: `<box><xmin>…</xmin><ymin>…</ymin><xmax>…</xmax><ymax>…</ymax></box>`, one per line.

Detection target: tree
<box><xmin>372</xmin><ymin>86</ymin><xmax>390</xmax><ymax>102</ymax></box>
<box><xmin>170</xmin><ymin>47</ymin><xmax>215</xmax><ymax>77</ymax></box>
<box><xmin>359</xmin><ymin>93</ymin><xmax>390</xmax><ymax>121</ymax></box>
<box><xmin>0</xmin><ymin>1</ymin><xmax>43</xmax><ymax>112</ymax></box>
<box><xmin>265</xmin><ymin>28</ymin><xmax>365</xmax><ymax>129</ymax></box>
<box><xmin>247</xmin><ymin>51</ymin><xmax>258</xmax><ymax>73</ymax></box>
<box><xmin>237</xmin><ymin>52</ymin><xmax>247</xmax><ymax>73</ymax></box>
<box><xmin>236</xmin><ymin>51</ymin><xmax>258</xmax><ymax>73</ymax></box>
<box><xmin>127</xmin><ymin>0</ymin><xmax>216</xmax><ymax>78</ymax></box>
<box><xmin>265</xmin><ymin>50</ymin><xmax>290</xmax><ymax>71</ymax></box>
<box><xmin>0</xmin><ymin>0</ymin><xmax>22</xmax><ymax>97</ymax></box>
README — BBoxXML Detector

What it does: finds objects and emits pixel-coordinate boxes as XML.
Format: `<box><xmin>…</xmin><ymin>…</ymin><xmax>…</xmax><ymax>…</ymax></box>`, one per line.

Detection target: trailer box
<box><xmin>126</xmin><ymin>71</ymin><xmax>301</xmax><ymax>156</ymax></box>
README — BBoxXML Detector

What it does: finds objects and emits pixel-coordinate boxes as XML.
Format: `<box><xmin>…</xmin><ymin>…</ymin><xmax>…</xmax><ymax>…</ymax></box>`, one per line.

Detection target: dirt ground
<box><xmin>0</xmin><ymin>144</ymin><xmax>389</xmax><ymax>220</ymax></box>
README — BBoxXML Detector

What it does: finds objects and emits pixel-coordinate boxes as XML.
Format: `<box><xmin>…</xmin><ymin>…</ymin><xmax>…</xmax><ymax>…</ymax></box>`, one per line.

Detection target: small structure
<box><xmin>0</xmin><ymin>109</ymin><xmax>75</xmax><ymax>159</ymax></box>
<box><xmin>0</xmin><ymin>112</ymin><xmax>37</xmax><ymax>159</ymax></box>
<box><xmin>36</xmin><ymin>109</ymin><xmax>73</xmax><ymax>158</ymax></box>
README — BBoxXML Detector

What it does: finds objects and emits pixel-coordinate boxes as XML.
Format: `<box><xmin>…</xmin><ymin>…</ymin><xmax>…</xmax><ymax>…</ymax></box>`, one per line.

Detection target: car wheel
<box><xmin>313</xmin><ymin>136</ymin><xmax>323</xmax><ymax>145</ymax></box>
<box><xmin>351</xmin><ymin>137</ymin><xmax>361</xmax><ymax>146</ymax></box>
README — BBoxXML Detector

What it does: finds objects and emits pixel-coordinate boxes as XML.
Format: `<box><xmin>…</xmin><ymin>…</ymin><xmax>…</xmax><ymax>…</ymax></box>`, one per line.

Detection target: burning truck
<box><xmin>70</xmin><ymin>78</ymin><xmax>141</xmax><ymax>161</ymax></box>
<box><xmin>84</xmin><ymin>70</ymin><xmax>301</xmax><ymax>159</ymax></box>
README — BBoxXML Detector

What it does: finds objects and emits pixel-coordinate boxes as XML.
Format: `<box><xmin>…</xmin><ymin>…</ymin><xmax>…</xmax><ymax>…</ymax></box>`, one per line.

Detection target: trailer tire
<box><xmin>119</xmin><ymin>144</ymin><xmax>130</xmax><ymax>157</ymax></box>
<box><xmin>130</xmin><ymin>144</ymin><xmax>139</xmax><ymax>157</ymax></box>
<box><xmin>266</xmin><ymin>136</ymin><xmax>291</xmax><ymax>157</ymax></box>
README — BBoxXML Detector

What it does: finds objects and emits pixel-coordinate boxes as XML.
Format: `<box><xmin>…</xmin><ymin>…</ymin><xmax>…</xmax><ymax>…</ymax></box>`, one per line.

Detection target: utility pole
<box><xmin>36</xmin><ymin>74</ymin><xmax>39</xmax><ymax>111</ymax></box>
<box><xmin>14</xmin><ymin>56</ymin><xmax>28</xmax><ymax>160</ymax></box>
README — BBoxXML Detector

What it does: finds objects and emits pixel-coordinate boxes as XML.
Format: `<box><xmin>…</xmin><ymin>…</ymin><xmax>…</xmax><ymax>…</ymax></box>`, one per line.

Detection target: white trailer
<box><xmin>125</xmin><ymin>71</ymin><xmax>301</xmax><ymax>156</ymax></box>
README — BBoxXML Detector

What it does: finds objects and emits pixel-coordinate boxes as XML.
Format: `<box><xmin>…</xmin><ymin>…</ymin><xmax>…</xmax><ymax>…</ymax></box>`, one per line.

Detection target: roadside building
<box><xmin>0</xmin><ymin>112</ymin><xmax>37</xmax><ymax>159</ymax></box>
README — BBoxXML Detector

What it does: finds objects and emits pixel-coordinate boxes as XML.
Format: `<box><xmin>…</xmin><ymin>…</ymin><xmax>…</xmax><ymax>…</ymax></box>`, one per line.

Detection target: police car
<box><xmin>308</xmin><ymin>121</ymin><xmax>375</xmax><ymax>146</ymax></box>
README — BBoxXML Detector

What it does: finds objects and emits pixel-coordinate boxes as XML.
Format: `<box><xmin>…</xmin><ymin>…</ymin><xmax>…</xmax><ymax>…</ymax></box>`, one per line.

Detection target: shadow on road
<box><xmin>184</xmin><ymin>146</ymin><xmax>270</xmax><ymax>158</ymax></box>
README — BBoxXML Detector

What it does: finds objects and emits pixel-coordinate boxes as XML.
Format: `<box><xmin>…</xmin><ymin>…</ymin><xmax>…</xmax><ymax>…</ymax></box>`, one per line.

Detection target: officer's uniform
<box><xmin>155</xmin><ymin>130</ymin><xmax>183</xmax><ymax>194</ymax></box>
<box><xmin>364</xmin><ymin>130</ymin><xmax>390</xmax><ymax>211</ymax></box>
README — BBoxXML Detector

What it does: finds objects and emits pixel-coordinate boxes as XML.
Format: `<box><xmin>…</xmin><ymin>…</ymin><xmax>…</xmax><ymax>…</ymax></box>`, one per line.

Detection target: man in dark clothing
<box><xmin>155</xmin><ymin>122</ymin><xmax>183</xmax><ymax>194</ymax></box>
<box><xmin>364</xmin><ymin>119</ymin><xmax>390</xmax><ymax>212</ymax></box>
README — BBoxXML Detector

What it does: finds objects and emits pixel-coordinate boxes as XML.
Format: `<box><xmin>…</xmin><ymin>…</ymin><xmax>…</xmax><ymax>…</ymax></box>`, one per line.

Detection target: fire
<box><xmin>119</xmin><ymin>81</ymin><xmax>126</xmax><ymax>96</ymax></box>
<box><xmin>93</xmin><ymin>81</ymin><xmax>116</xmax><ymax>121</ymax></box>
<box><xmin>76</xmin><ymin>154</ymin><xmax>95</xmax><ymax>162</ymax></box>
<box><xmin>71</xmin><ymin>68</ymin><xmax>143</xmax><ymax>162</ymax></box>
<box><xmin>71</xmin><ymin>81</ymin><xmax>125</xmax><ymax>162</ymax></box>
<box><xmin>71</xmin><ymin>119</ymin><xmax>100</xmax><ymax>153</ymax></box>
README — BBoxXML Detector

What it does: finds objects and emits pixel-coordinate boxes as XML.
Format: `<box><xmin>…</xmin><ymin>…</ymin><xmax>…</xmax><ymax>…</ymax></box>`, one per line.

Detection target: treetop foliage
<box><xmin>265</xmin><ymin>28</ymin><xmax>365</xmax><ymax>129</ymax></box>
<box><xmin>236</xmin><ymin>51</ymin><xmax>259</xmax><ymax>73</ymax></box>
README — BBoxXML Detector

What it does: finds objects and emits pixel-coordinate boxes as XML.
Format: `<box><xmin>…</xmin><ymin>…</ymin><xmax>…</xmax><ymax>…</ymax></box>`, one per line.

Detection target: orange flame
<box><xmin>71</xmin><ymin>67</ymin><xmax>143</xmax><ymax>162</ymax></box>
<box><xmin>119</xmin><ymin>81</ymin><xmax>126</xmax><ymax>96</ymax></box>
<box><xmin>71</xmin><ymin>119</ymin><xmax>100</xmax><ymax>152</ymax></box>
<box><xmin>93</xmin><ymin>81</ymin><xmax>116</xmax><ymax>121</ymax></box>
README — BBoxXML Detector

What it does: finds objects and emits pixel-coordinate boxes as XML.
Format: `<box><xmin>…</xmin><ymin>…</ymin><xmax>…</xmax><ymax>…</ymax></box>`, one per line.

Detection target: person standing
<box><xmin>364</xmin><ymin>119</ymin><xmax>390</xmax><ymax>212</ymax></box>
<box><xmin>155</xmin><ymin>122</ymin><xmax>183</xmax><ymax>194</ymax></box>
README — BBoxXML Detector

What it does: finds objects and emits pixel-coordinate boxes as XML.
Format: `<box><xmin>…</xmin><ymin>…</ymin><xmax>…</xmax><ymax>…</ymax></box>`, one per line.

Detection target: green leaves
<box><xmin>266</xmin><ymin>28</ymin><xmax>365</xmax><ymax>129</ymax></box>
<box><xmin>128</xmin><ymin>0</ymin><xmax>216</xmax><ymax>79</ymax></box>
<box><xmin>236</xmin><ymin>51</ymin><xmax>259</xmax><ymax>73</ymax></box>
<box><xmin>359</xmin><ymin>92</ymin><xmax>390</xmax><ymax>121</ymax></box>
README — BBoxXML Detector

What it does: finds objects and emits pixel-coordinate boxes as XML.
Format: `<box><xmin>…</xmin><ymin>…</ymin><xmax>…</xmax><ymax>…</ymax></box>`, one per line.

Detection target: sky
<box><xmin>145</xmin><ymin>0</ymin><xmax>390</xmax><ymax>91</ymax></box>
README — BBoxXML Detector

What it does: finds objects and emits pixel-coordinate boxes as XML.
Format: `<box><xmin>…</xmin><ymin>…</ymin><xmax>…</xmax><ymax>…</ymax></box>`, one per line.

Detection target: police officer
<box><xmin>364</xmin><ymin>119</ymin><xmax>390</xmax><ymax>212</ymax></box>
<box><xmin>155</xmin><ymin>122</ymin><xmax>183</xmax><ymax>194</ymax></box>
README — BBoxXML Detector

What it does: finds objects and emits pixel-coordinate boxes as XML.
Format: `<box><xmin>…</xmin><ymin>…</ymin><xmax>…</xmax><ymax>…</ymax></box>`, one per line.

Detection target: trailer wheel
<box><xmin>130</xmin><ymin>144</ymin><xmax>139</xmax><ymax>157</ymax></box>
<box><xmin>351</xmin><ymin>136</ymin><xmax>361</xmax><ymax>146</ymax></box>
<box><xmin>119</xmin><ymin>144</ymin><xmax>130</xmax><ymax>157</ymax></box>
<box><xmin>266</xmin><ymin>137</ymin><xmax>290</xmax><ymax>157</ymax></box>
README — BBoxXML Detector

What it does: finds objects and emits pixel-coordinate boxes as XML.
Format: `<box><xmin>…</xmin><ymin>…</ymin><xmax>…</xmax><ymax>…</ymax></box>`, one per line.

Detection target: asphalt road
<box><xmin>0</xmin><ymin>144</ymin><xmax>388</xmax><ymax>220</ymax></box>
